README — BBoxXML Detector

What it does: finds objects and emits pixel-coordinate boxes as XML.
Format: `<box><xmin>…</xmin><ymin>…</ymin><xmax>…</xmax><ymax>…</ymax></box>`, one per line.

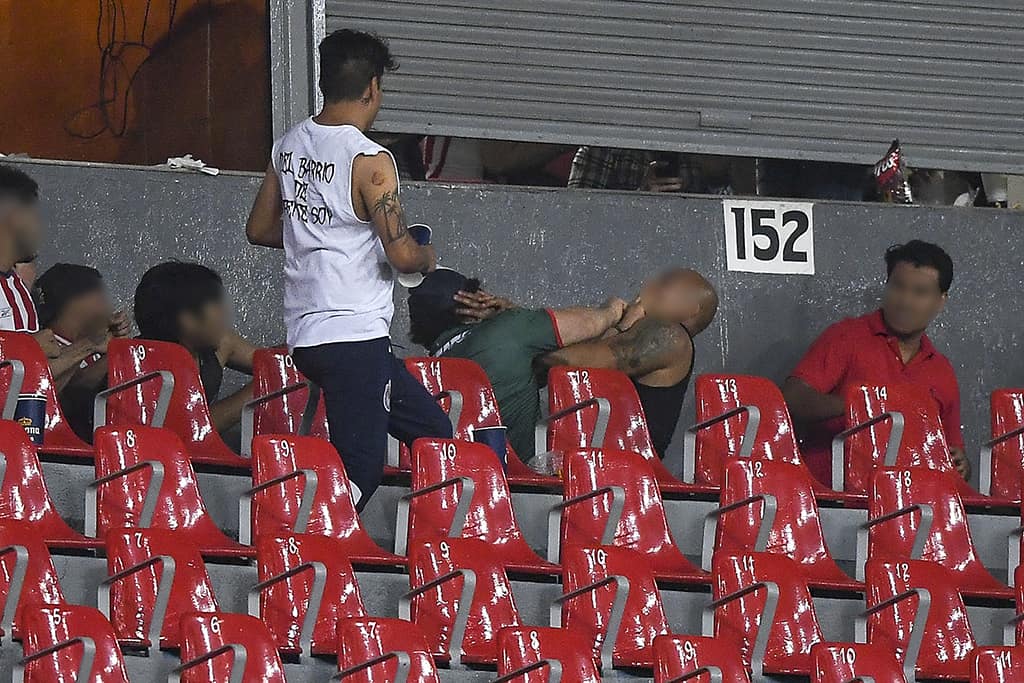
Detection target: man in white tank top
<box><xmin>245</xmin><ymin>29</ymin><xmax>452</xmax><ymax>508</ymax></box>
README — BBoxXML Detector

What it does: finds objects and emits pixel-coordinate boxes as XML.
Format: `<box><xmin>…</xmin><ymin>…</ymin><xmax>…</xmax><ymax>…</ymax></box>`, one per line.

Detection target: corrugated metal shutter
<box><xmin>320</xmin><ymin>0</ymin><xmax>1024</xmax><ymax>173</ymax></box>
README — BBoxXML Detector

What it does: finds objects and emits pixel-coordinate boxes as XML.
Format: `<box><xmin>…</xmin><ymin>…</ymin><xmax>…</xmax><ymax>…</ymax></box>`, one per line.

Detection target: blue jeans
<box><xmin>291</xmin><ymin>337</ymin><xmax>452</xmax><ymax>508</ymax></box>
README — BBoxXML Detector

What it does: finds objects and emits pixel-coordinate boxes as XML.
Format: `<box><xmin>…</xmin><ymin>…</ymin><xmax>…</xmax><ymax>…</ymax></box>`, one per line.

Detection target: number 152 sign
<box><xmin>723</xmin><ymin>200</ymin><xmax>815</xmax><ymax>275</ymax></box>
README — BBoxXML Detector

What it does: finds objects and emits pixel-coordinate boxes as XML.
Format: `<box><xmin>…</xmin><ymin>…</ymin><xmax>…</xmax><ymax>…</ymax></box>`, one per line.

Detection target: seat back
<box><xmin>561</xmin><ymin>449</ymin><xmax>677</xmax><ymax>562</ymax></box>
<box><xmin>989</xmin><ymin>389</ymin><xmax>1024</xmax><ymax>501</ymax></box>
<box><xmin>92</xmin><ymin>425</ymin><xmax>224</xmax><ymax>541</ymax></box>
<box><xmin>105</xmin><ymin>528</ymin><xmax>218</xmax><ymax>648</ymax></box>
<box><xmin>407</xmin><ymin>538</ymin><xmax>520</xmax><ymax>663</ymax></box>
<box><xmin>653</xmin><ymin>634</ymin><xmax>752</xmax><ymax>683</ymax></box>
<box><xmin>711</xmin><ymin>552</ymin><xmax>823</xmax><ymax>675</ymax></box>
<box><xmin>404</xmin><ymin>357</ymin><xmax>505</xmax><ymax>437</ymax></box>
<box><xmin>716</xmin><ymin>459</ymin><xmax>834</xmax><ymax>575</ymax></box>
<box><xmin>498</xmin><ymin>626</ymin><xmax>602</xmax><ymax>683</ymax></box>
<box><xmin>20</xmin><ymin>604</ymin><xmax>129</xmax><ymax>683</ymax></box>
<box><xmin>251</xmin><ymin>348</ymin><xmax>328</xmax><ymax>440</ymax></box>
<box><xmin>104</xmin><ymin>338</ymin><xmax>238</xmax><ymax>463</ymax></box>
<box><xmin>810</xmin><ymin>642</ymin><xmax>907</xmax><ymax>683</ymax></box>
<box><xmin>560</xmin><ymin>544</ymin><xmax>670</xmax><ymax>666</ymax></box>
<box><xmin>843</xmin><ymin>384</ymin><xmax>956</xmax><ymax>494</ymax></box>
<box><xmin>406</xmin><ymin>439</ymin><xmax>525</xmax><ymax>554</ymax></box>
<box><xmin>178</xmin><ymin>611</ymin><xmax>286</xmax><ymax>683</ymax></box>
<box><xmin>0</xmin><ymin>331</ymin><xmax>91</xmax><ymax>454</ymax></box>
<box><xmin>0</xmin><ymin>519</ymin><xmax>65</xmax><ymax>635</ymax></box>
<box><xmin>695</xmin><ymin>374</ymin><xmax>806</xmax><ymax>486</ymax></box>
<box><xmin>972</xmin><ymin>647</ymin><xmax>1024</xmax><ymax>683</ymax></box>
<box><xmin>337</xmin><ymin>618</ymin><xmax>440</xmax><ymax>683</ymax></box>
<box><xmin>256</xmin><ymin>532</ymin><xmax>365</xmax><ymax>654</ymax></box>
<box><xmin>865</xmin><ymin>559</ymin><xmax>976</xmax><ymax>677</ymax></box>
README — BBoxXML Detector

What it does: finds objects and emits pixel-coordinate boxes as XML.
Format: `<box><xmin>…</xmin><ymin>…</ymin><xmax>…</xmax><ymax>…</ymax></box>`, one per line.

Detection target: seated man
<box><xmin>782</xmin><ymin>240</ymin><xmax>967</xmax><ymax>485</ymax></box>
<box><xmin>408</xmin><ymin>267</ymin><xmax>717</xmax><ymax>461</ymax></box>
<box><xmin>133</xmin><ymin>261</ymin><xmax>257</xmax><ymax>436</ymax></box>
<box><xmin>32</xmin><ymin>264</ymin><xmax>131</xmax><ymax>441</ymax></box>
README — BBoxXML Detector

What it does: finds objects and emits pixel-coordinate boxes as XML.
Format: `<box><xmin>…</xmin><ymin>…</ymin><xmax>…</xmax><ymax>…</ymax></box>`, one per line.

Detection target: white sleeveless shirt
<box><xmin>272</xmin><ymin>119</ymin><xmax>397</xmax><ymax>349</ymax></box>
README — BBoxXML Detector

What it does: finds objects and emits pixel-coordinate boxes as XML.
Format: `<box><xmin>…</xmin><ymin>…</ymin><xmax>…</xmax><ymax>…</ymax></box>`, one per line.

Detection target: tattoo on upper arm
<box><xmin>609</xmin><ymin>319</ymin><xmax>685</xmax><ymax>374</ymax></box>
<box><xmin>371</xmin><ymin>189</ymin><xmax>409</xmax><ymax>244</ymax></box>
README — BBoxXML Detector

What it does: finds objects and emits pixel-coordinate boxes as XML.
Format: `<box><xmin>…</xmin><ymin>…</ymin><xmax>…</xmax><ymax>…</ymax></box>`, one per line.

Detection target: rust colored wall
<box><xmin>0</xmin><ymin>0</ymin><xmax>270</xmax><ymax>171</ymax></box>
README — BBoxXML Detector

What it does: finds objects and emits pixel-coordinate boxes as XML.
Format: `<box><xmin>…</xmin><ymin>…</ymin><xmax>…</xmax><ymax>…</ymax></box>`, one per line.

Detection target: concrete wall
<box><xmin>11</xmin><ymin>159</ymin><xmax>1024</xmax><ymax>480</ymax></box>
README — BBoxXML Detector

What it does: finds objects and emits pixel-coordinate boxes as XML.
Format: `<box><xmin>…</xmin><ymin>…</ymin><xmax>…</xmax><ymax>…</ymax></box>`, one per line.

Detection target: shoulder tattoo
<box><xmin>610</xmin><ymin>318</ymin><xmax>687</xmax><ymax>374</ymax></box>
<box><xmin>371</xmin><ymin>189</ymin><xmax>409</xmax><ymax>244</ymax></box>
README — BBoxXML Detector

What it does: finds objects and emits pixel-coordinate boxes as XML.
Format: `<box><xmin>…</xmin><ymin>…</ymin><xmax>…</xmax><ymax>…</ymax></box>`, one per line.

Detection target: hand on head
<box><xmin>453</xmin><ymin>289</ymin><xmax>514</xmax><ymax>324</ymax></box>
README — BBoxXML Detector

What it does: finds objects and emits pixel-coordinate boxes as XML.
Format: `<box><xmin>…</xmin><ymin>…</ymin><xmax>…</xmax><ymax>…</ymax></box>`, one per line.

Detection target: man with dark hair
<box><xmin>783</xmin><ymin>239</ymin><xmax>967</xmax><ymax>484</ymax></box>
<box><xmin>0</xmin><ymin>166</ymin><xmax>43</xmax><ymax>334</ymax></box>
<box><xmin>245</xmin><ymin>30</ymin><xmax>451</xmax><ymax>507</ymax></box>
<box><xmin>134</xmin><ymin>261</ymin><xmax>257</xmax><ymax>436</ymax></box>
<box><xmin>32</xmin><ymin>264</ymin><xmax>131</xmax><ymax>440</ymax></box>
<box><xmin>411</xmin><ymin>268</ymin><xmax>718</xmax><ymax>462</ymax></box>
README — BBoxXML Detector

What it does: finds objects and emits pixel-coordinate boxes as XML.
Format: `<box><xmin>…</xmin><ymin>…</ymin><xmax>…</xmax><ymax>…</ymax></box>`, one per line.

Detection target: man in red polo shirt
<box><xmin>783</xmin><ymin>240</ymin><xmax>968</xmax><ymax>485</ymax></box>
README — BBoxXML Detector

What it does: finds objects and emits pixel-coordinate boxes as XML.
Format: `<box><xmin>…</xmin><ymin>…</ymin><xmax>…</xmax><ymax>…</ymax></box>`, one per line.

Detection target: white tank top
<box><xmin>272</xmin><ymin>119</ymin><xmax>398</xmax><ymax>349</ymax></box>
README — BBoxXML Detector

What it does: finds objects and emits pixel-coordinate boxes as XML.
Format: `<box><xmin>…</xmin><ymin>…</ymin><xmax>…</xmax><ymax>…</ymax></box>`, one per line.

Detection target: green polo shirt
<box><xmin>433</xmin><ymin>308</ymin><xmax>562</xmax><ymax>461</ymax></box>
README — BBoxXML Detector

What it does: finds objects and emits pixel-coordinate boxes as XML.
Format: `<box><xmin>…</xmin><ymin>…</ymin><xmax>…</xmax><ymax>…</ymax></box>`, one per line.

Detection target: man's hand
<box><xmin>950</xmin><ymin>447</ymin><xmax>971</xmax><ymax>482</ymax></box>
<box><xmin>453</xmin><ymin>290</ymin><xmax>515</xmax><ymax>323</ymax></box>
<box><xmin>32</xmin><ymin>330</ymin><xmax>62</xmax><ymax>358</ymax></box>
<box><xmin>617</xmin><ymin>299</ymin><xmax>646</xmax><ymax>332</ymax></box>
<box><xmin>108</xmin><ymin>309</ymin><xmax>131</xmax><ymax>338</ymax></box>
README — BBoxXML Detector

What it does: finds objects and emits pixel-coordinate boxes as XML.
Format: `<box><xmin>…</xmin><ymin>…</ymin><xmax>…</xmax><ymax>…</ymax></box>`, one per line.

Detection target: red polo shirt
<box><xmin>790</xmin><ymin>309</ymin><xmax>963</xmax><ymax>483</ymax></box>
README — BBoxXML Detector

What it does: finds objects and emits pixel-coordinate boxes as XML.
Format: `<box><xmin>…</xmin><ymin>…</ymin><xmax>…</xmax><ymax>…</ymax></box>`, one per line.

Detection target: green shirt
<box><xmin>434</xmin><ymin>308</ymin><xmax>561</xmax><ymax>461</ymax></box>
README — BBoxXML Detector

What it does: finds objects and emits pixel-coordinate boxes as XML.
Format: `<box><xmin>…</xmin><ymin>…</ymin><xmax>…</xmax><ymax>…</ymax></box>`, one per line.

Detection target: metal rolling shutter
<box><xmin>314</xmin><ymin>0</ymin><xmax>1023</xmax><ymax>173</ymax></box>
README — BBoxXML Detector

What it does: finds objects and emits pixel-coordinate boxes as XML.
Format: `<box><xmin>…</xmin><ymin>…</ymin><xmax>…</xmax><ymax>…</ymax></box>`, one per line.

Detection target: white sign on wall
<box><xmin>723</xmin><ymin>199</ymin><xmax>815</xmax><ymax>275</ymax></box>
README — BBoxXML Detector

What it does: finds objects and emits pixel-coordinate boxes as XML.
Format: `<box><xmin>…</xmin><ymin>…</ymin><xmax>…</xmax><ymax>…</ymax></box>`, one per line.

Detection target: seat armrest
<box><xmin>167</xmin><ymin>643</ymin><xmax>247</xmax><ymax>683</ymax></box>
<box><xmin>99</xmin><ymin>554</ymin><xmax>175</xmax><ymax>656</ymax></box>
<box><xmin>399</xmin><ymin>568</ymin><xmax>477</xmax><ymax>668</ymax></box>
<box><xmin>550</xmin><ymin>575</ymin><xmax>629</xmax><ymax>672</ymax></box>
<box><xmin>238</xmin><ymin>469</ymin><xmax>318</xmax><ymax>545</ymax></box>
<box><xmin>0</xmin><ymin>359</ymin><xmax>25</xmax><ymax>420</ymax></box>
<box><xmin>855</xmin><ymin>503</ymin><xmax>933</xmax><ymax>582</ymax></box>
<box><xmin>856</xmin><ymin>587</ymin><xmax>930</xmax><ymax>683</ymax></box>
<box><xmin>432</xmin><ymin>389</ymin><xmax>464</xmax><ymax>433</ymax></box>
<box><xmin>395</xmin><ymin>476</ymin><xmax>476</xmax><ymax>555</ymax></box>
<box><xmin>701</xmin><ymin>493</ymin><xmax>777</xmax><ymax>572</ymax></box>
<box><xmin>702</xmin><ymin>581</ymin><xmax>779</xmax><ymax>682</ymax></box>
<box><xmin>0</xmin><ymin>545</ymin><xmax>27</xmax><ymax>644</ymax></box>
<box><xmin>331</xmin><ymin>651</ymin><xmax>412</xmax><ymax>683</ymax></box>
<box><xmin>682</xmin><ymin>404</ymin><xmax>761</xmax><ymax>483</ymax></box>
<box><xmin>534</xmin><ymin>397</ymin><xmax>611</xmax><ymax>456</ymax></box>
<box><xmin>980</xmin><ymin>424</ymin><xmax>1024</xmax><ymax>496</ymax></box>
<box><xmin>546</xmin><ymin>485</ymin><xmax>625</xmax><ymax>564</ymax></box>
<box><xmin>85</xmin><ymin>460</ymin><xmax>166</xmax><ymax>538</ymax></box>
<box><xmin>1008</xmin><ymin>525</ymin><xmax>1024</xmax><ymax>588</ymax></box>
<box><xmin>831</xmin><ymin>410</ymin><xmax>905</xmax><ymax>491</ymax></box>
<box><xmin>1002</xmin><ymin>609</ymin><xmax>1024</xmax><ymax>646</ymax></box>
<box><xmin>492</xmin><ymin>659</ymin><xmax>563</xmax><ymax>683</ymax></box>
<box><xmin>247</xmin><ymin>560</ymin><xmax>326</xmax><ymax>658</ymax></box>
<box><xmin>94</xmin><ymin>370</ymin><xmax>175</xmax><ymax>429</ymax></box>
<box><xmin>662</xmin><ymin>665</ymin><xmax>725</xmax><ymax>683</ymax></box>
<box><xmin>240</xmin><ymin>380</ymin><xmax>318</xmax><ymax>457</ymax></box>
<box><xmin>13</xmin><ymin>636</ymin><xmax>95</xmax><ymax>683</ymax></box>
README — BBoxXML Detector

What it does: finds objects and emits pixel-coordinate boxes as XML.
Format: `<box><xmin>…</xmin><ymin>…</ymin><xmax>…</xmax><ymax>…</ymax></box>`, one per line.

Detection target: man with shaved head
<box><xmin>407</xmin><ymin>267</ymin><xmax>718</xmax><ymax>462</ymax></box>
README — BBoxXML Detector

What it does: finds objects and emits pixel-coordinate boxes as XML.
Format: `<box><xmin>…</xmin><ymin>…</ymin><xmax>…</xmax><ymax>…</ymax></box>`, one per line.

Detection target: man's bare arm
<box><xmin>209</xmin><ymin>381</ymin><xmax>254</xmax><ymax>434</ymax></box>
<box><xmin>549</xmin><ymin>299</ymin><xmax>626</xmax><ymax>346</ymax></box>
<box><xmin>355</xmin><ymin>154</ymin><xmax>435</xmax><ymax>274</ymax></box>
<box><xmin>781</xmin><ymin>377</ymin><xmax>845</xmax><ymax>422</ymax></box>
<box><xmin>245</xmin><ymin>163</ymin><xmax>284</xmax><ymax>248</ymax></box>
<box><xmin>219</xmin><ymin>329</ymin><xmax>257</xmax><ymax>375</ymax></box>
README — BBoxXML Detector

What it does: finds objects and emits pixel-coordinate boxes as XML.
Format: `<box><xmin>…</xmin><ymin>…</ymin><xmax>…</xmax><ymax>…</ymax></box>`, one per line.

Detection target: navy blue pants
<box><xmin>292</xmin><ymin>337</ymin><xmax>452</xmax><ymax>508</ymax></box>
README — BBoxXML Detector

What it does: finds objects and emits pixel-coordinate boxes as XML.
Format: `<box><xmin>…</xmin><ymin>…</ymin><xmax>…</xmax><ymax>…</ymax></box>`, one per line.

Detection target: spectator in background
<box><xmin>133</xmin><ymin>261</ymin><xmax>257</xmax><ymax>436</ymax></box>
<box><xmin>32</xmin><ymin>264</ymin><xmax>131</xmax><ymax>440</ymax></box>
<box><xmin>0</xmin><ymin>166</ymin><xmax>43</xmax><ymax>334</ymax></box>
<box><xmin>782</xmin><ymin>240</ymin><xmax>968</xmax><ymax>485</ymax></box>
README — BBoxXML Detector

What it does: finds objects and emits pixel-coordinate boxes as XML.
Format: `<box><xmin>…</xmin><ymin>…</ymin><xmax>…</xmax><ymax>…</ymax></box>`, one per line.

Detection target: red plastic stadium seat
<box><xmin>400</xmin><ymin>439</ymin><xmax>555</xmax><ymax>574</ymax></box>
<box><xmin>984</xmin><ymin>389</ymin><xmax>1024</xmax><ymax>502</ymax></box>
<box><xmin>102</xmin><ymin>338</ymin><xmax>249</xmax><ymax>468</ymax></box>
<box><xmin>103</xmin><ymin>528</ymin><xmax>218</xmax><ymax>651</ymax></box>
<box><xmin>497</xmin><ymin>626</ymin><xmax>602</xmax><ymax>683</ymax></box>
<box><xmin>971</xmin><ymin>646</ymin><xmax>1024</xmax><ymax>682</ymax></box>
<box><xmin>177</xmin><ymin>611</ymin><xmax>286</xmax><ymax>683</ymax></box>
<box><xmin>557</xmin><ymin>449</ymin><xmax>707</xmax><ymax>584</ymax></box>
<box><xmin>0</xmin><ymin>420</ymin><xmax>97</xmax><ymax>549</ymax></box>
<box><xmin>0</xmin><ymin>520</ymin><xmax>65</xmax><ymax>639</ymax></box>
<box><xmin>865</xmin><ymin>558</ymin><xmax>977</xmax><ymax>680</ymax></box>
<box><xmin>254</xmin><ymin>532</ymin><xmax>365</xmax><ymax>657</ymax></box>
<box><xmin>713</xmin><ymin>459</ymin><xmax>860</xmax><ymax>592</ymax></box>
<box><xmin>246</xmin><ymin>434</ymin><xmax>401</xmax><ymax>566</ymax></box>
<box><xmin>404</xmin><ymin>357</ymin><xmax>550</xmax><ymax>486</ymax></box>
<box><xmin>558</xmin><ymin>544</ymin><xmax>671</xmax><ymax>670</ymax></box>
<box><xmin>336</xmin><ymin>617</ymin><xmax>440</xmax><ymax>683</ymax></box>
<box><xmin>248</xmin><ymin>348</ymin><xmax>328</xmax><ymax>443</ymax></box>
<box><xmin>0</xmin><ymin>331</ymin><xmax>92</xmax><ymax>457</ymax></box>
<box><xmin>810</xmin><ymin>642</ymin><xmax>908</xmax><ymax>683</ymax></box>
<box><xmin>866</xmin><ymin>468</ymin><xmax>1010</xmax><ymax>600</ymax></box>
<box><xmin>545</xmin><ymin>367</ymin><xmax>702</xmax><ymax>494</ymax></box>
<box><xmin>838</xmin><ymin>384</ymin><xmax>988</xmax><ymax>505</ymax></box>
<box><xmin>91</xmin><ymin>425</ymin><xmax>251</xmax><ymax>559</ymax></box>
<box><xmin>653</xmin><ymin>634</ymin><xmax>752</xmax><ymax>683</ymax></box>
<box><xmin>17</xmin><ymin>605</ymin><xmax>129</xmax><ymax>683</ymax></box>
<box><xmin>405</xmin><ymin>538</ymin><xmax>521</xmax><ymax>666</ymax></box>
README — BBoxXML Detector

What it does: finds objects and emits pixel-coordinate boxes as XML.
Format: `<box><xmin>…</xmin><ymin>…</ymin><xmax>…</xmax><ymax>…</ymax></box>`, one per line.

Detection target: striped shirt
<box><xmin>0</xmin><ymin>271</ymin><xmax>38</xmax><ymax>332</ymax></box>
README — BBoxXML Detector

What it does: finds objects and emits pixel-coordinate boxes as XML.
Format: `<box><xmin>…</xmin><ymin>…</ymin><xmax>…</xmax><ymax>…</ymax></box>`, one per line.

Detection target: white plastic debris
<box><xmin>165</xmin><ymin>154</ymin><xmax>220</xmax><ymax>176</ymax></box>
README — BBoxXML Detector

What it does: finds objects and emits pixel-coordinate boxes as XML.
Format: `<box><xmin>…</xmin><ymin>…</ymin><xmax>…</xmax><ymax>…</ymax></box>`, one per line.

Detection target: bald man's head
<box><xmin>638</xmin><ymin>268</ymin><xmax>718</xmax><ymax>335</ymax></box>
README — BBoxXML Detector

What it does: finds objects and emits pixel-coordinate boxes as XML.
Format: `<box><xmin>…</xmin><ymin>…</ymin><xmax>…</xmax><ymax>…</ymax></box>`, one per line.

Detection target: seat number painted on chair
<box><xmin>681</xmin><ymin>640</ymin><xmax>697</xmax><ymax>663</ymax></box>
<box><xmin>442</xmin><ymin>442</ymin><xmax>457</xmax><ymax>461</ymax></box>
<box><xmin>840</xmin><ymin>647</ymin><xmax>857</xmax><ymax>665</ymax></box>
<box><xmin>439</xmin><ymin>540</ymin><xmax>451</xmax><ymax>560</ymax></box>
<box><xmin>722</xmin><ymin>378</ymin><xmax>738</xmax><ymax>393</ymax></box>
<box><xmin>752</xmin><ymin>461</ymin><xmax>764</xmax><ymax>478</ymax></box>
<box><xmin>723</xmin><ymin>199</ymin><xmax>815</xmax><ymax>275</ymax></box>
<box><xmin>125</xmin><ymin>429</ymin><xmax>136</xmax><ymax>448</ymax></box>
<box><xmin>902</xmin><ymin>470</ymin><xmax>913</xmax><ymax>488</ymax></box>
<box><xmin>131</xmin><ymin>345</ymin><xmax>146</xmax><ymax>363</ymax></box>
<box><xmin>896</xmin><ymin>563</ymin><xmax>911</xmax><ymax>583</ymax></box>
<box><xmin>284</xmin><ymin>354</ymin><xmax>295</xmax><ymax>369</ymax></box>
<box><xmin>741</xmin><ymin>555</ymin><xmax>756</xmax><ymax>573</ymax></box>
<box><xmin>873</xmin><ymin>386</ymin><xmax>888</xmax><ymax>401</ymax></box>
<box><xmin>210</xmin><ymin>615</ymin><xmax>222</xmax><ymax>634</ymax></box>
<box><xmin>279</xmin><ymin>440</ymin><xmax>293</xmax><ymax>457</ymax></box>
<box><xmin>585</xmin><ymin>548</ymin><xmax>607</xmax><ymax>567</ymax></box>
<box><xmin>287</xmin><ymin>537</ymin><xmax>300</xmax><ymax>556</ymax></box>
<box><xmin>134</xmin><ymin>531</ymin><xmax>146</xmax><ymax>548</ymax></box>
<box><xmin>567</xmin><ymin>370</ymin><xmax>590</xmax><ymax>385</ymax></box>
<box><xmin>529</xmin><ymin>630</ymin><xmax>540</xmax><ymax>650</ymax></box>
